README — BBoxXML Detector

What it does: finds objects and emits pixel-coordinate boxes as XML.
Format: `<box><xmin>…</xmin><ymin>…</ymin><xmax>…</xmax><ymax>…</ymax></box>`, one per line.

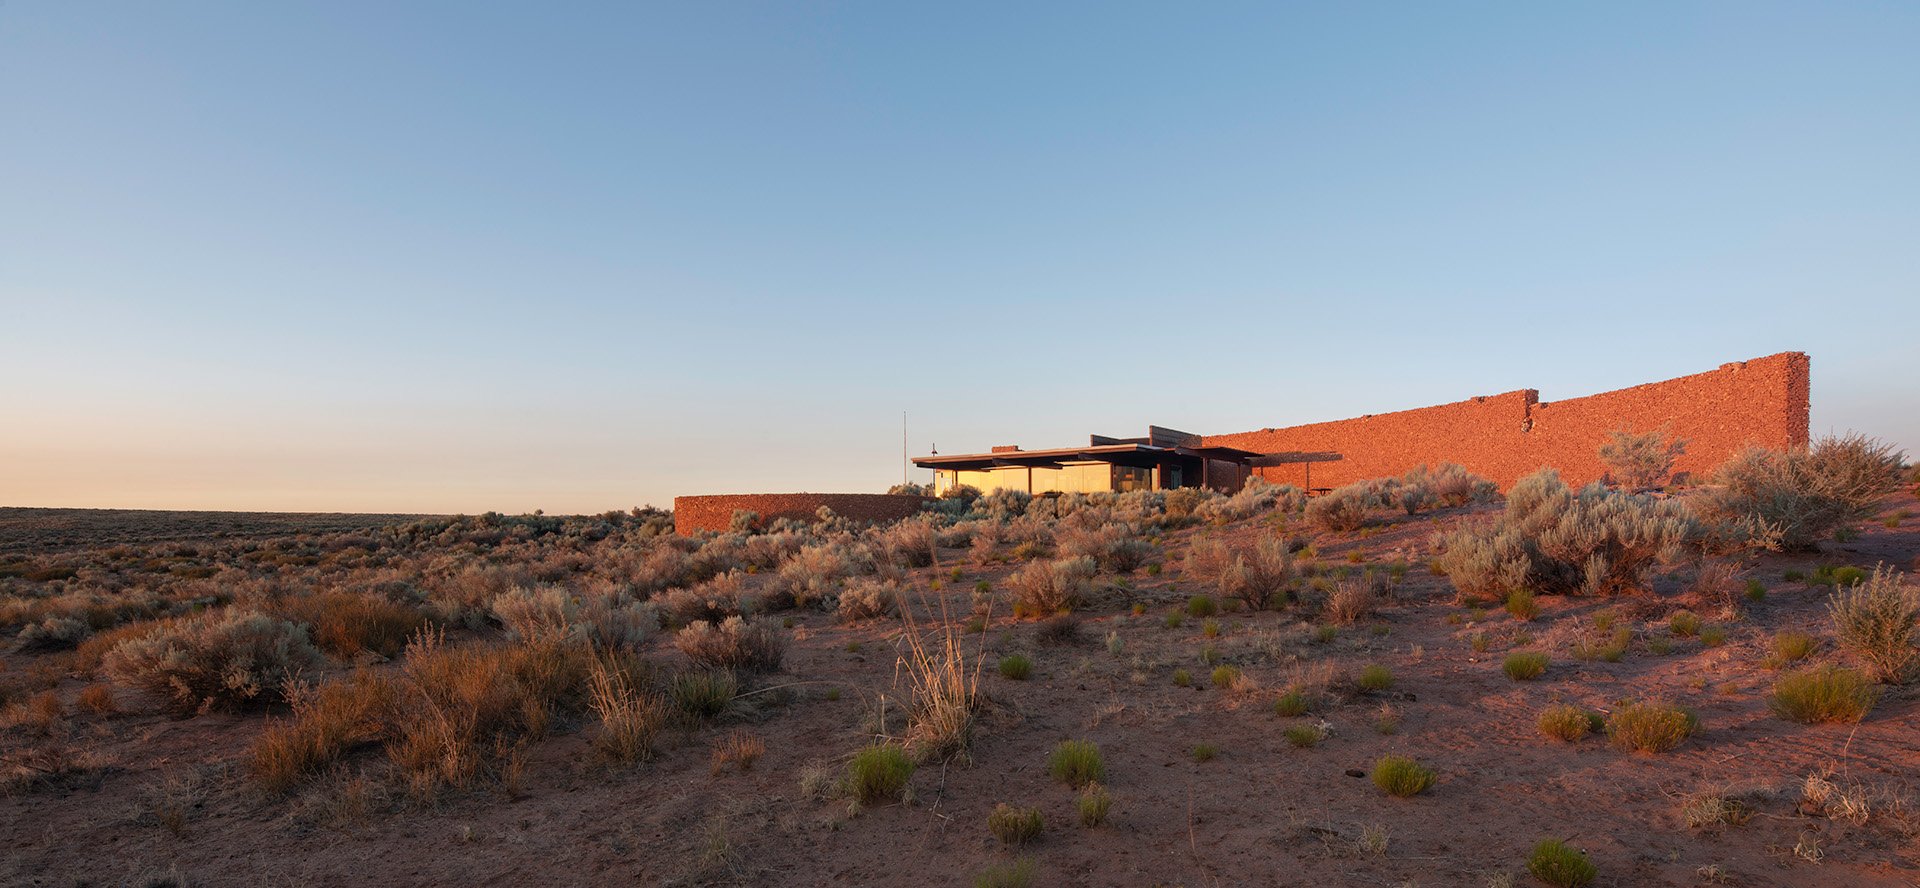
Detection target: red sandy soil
<box><xmin>4</xmin><ymin>496</ymin><xmax>1918</xmax><ymax>888</ymax></box>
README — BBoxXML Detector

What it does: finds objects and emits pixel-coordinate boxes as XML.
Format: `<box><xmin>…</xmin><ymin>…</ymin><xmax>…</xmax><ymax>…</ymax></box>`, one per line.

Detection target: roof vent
<box><xmin>991</xmin><ymin>445</ymin><xmax>1021</xmax><ymax>453</ymax></box>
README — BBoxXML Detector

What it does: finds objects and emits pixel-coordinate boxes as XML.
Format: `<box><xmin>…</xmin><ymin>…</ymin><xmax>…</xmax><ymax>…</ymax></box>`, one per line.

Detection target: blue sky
<box><xmin>3</xmin><ymin>2</ymin><xmax>1915</xmax><ymax>513</ymax></box>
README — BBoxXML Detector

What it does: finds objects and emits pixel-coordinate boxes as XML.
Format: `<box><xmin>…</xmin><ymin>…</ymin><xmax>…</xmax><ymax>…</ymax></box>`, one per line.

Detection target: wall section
<box><xmin>1204</xmin><ymin>352</ymin><xmax>1809</xmax><ymax>490</ymax></box>
<box><xmin>673</xmin><ymin>493</ymin><xmax>931</xmax><ymax>535</ymax></box>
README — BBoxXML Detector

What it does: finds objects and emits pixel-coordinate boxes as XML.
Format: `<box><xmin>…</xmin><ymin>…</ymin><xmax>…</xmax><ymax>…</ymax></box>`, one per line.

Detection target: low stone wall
<box><xmin>672</xmin><ymin>493</ymin><xmax>932</xmax><ymax>535</ymax></box>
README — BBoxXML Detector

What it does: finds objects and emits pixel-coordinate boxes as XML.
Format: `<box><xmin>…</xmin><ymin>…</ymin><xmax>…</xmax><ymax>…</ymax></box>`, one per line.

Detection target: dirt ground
<box><xmin>3</xmin><ymin>495</ymin><xmax>1918</xmax><ymax>888</ymax></box>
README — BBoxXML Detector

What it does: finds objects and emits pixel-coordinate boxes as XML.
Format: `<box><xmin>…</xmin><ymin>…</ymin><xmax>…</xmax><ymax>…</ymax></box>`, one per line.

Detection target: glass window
<box><xmin>1112</xmin><ymin>465</ymin><xmax>1152</xmax><ymax>492</ymax></box>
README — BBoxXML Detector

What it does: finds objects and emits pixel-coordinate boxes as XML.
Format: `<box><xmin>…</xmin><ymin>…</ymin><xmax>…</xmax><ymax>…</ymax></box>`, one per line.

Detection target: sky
<box><xmin>2</xmin><ymin>2</ymin><xmax>1916</xmax><ymax>514</ymax></box>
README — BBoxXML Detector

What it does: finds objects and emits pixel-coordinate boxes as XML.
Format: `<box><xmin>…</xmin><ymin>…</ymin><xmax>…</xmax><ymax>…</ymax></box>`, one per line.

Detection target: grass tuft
<box><xmin>1769</xmin><ymin>666</ymin><xmax>1879</xmax><ymax>724</ymax></box>
<box><xmin>1371</xmin><ymin>754</ymin><xmax>1435</xmax><ymax>797</ymax></box>
<box><xmin>1047</xmin><ymin>739</ymin><xmax>1105</xmax><ymax>788</ymax></box>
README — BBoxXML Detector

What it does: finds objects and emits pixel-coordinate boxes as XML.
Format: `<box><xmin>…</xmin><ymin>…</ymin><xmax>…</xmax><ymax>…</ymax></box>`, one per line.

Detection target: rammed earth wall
<box><xmin>673</xmin><ymin>493</ymin><xmax>932</xmax><ymax>535</ymax></box>
<box><xmin>1203</xmin><ymin>352</ymin><xmax>1810</xmax><ymax>490</ymax></box>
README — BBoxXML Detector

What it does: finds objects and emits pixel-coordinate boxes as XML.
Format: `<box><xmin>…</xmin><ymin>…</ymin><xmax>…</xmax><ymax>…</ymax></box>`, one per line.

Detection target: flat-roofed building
<box><xmin>913</xmin><ymin>426</ymin><xmax>1268</xmax><ymax>496</ymax></box>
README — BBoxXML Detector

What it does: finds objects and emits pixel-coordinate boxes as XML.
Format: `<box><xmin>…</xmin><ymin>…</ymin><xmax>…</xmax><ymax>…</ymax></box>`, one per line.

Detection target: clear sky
<box><xmin>3</xmin><ymin>2</ymin><xmax>1915</xmax><ymax>514</ymax></box>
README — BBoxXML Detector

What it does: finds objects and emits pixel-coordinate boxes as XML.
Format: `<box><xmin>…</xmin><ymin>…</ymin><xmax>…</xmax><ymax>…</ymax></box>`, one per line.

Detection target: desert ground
<box><xmin>3</xmin><ymin>452</ymin><xmax>1918</xmax><ymax>888</ymax></box>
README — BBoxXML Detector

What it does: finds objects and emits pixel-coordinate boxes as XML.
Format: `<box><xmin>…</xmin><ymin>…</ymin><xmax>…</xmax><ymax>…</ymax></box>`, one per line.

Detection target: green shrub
<box><xmin>1357</xmin><ymin>664</ymin><xmax>1394</xmax><ymax>691</ymax></box>
<box><xmin>1283</xmin><ymin>724</ymin><xmax>1324</xmax><ymax>748</ymax></box>
<box><xmin>972</xmin><ymin>857</ymin><xmax>1036</xmax><ymax>888</ymax></box>
<box><xmin>1503</xmin><ymin>651</ymin><xmax>1549</xmax><ymax>681</ymax></box>
<box><xmin>674</xmin><ymin>616</ymin><xmax>787</xmax><ymax>672</ymax></box>
<box><xmin>1201</xmin><ymin>618</ymin><xmax>1221</xmax><ymax>638</ymax></box>
<box><xmin>1077</xmin><ymin>782</ymin><xmax>1113</xmax><ymax>827</ymax></box>
<box><xmin>103</xmin><ymin>610</ymin><xmax>324</xmax><ymax>715</ymax></box>
<box><xmin>1164</xmin><ymin>611</ymin><xmax>1184</xmax><ymax>629</ymax></box>
<box><xmin>1186</xmin><ymin>595</ymin><xmax>1218</xmax><ymax>618</ymax></box>
<box><xmin>1827</xmin><ymin>565</ymin><xmax>1919</xmax><ymax>684</ymax></box>
<box><xmin>1047</xmin><ymin>740</ymin><xmax>1105</xmax><ymax>788</ymax></box>
<box><xmin>998</xmin><ymin>653</ymin><xmax>1034</xmax><ymax>681</ymax></box>
<box><xmin>1432</xmin><ymin>469</ymin><xmax>1699</xmax><ymax>599</ymax></box>
<box><xmin>987</xmin><ymin>803</ymin><xmax>1043</xmax><ymax>846</ymax></box>
<box><xmin>1506</xmin><ymin>589</ymin><xmax>1540</xmax><ymax>621</ymax></box>
<box><xmin>1766</xmin><ymin>631</ymin><xmax>1817</xmax><ymax>668</ymax></box>
<box><xmin>669</xmin><ymin>669</ymin><xmax>738</xmax><ymax>719</ymax></box>
<box><xmin>1605</xmin><ymin>701</ymin><xmax>1697</xmax><ymax>753</ymax></box>
<box><xmin>1210</xmin><ymin>665</ymin><xmax>1241</xmax><ymax>689</ymax></box>
<box><xmin>1172</xmin><ymin>668</ymin><xmax>1192</xmax><ymax>687</ymax></box>
<box><xmin>845</xmin><ymin>743</ymin><xmax>915</xmax><ymax>803</ymax></box>
<box><xmin>1274</xmin><ymin>690</ymin><xmax>1309</xmax><ymax>717</ymax></box>
<box><xmin>1527</xmin><ymin>838</ymin><xmax>1597</xmax><ymax>888</ymax></box>
<box><xmin>1696</xmin><ymin>434</ymin><xmax>1906</xmax><ymax>552</ymax></box>
<box><xmin>1537</xmin><ymin>704</ymin><xmax>1593</xmax><ymax>742</ymax></box>
<box><xmin>1190</xmin><ymin>743</ymin><xmax>1218</xmax><ymax>763</ymax></box>
<box><xmin>1769</xmin><ymin>666</ymin><xmax>1880</xmax><ymax>723</ymax></box>
<box><xmin>1668</xmin><ymin>610</ymin><xmax>1701</xmax><ymax>638</ymax></box>
<box><xmin>1699</xmin><ymin>625</ymin><xmax>1727</xmax><ymax>647</ymax></box>
<box><xmin>1371</xmin><ymin>755</ymin><xmax>1435</xmax><ymax>797</ymax></box>
<box><xmin>1744</xmin><ymin>579</ymin><xmax>1768</xmax><ymax>602</ymax></box>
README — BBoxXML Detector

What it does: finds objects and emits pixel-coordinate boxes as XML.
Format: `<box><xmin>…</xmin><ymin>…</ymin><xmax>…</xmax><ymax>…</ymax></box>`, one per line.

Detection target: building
<box><xmin>913</xmin><ymin>426</ymin><xmax>1334</xmax><ymax>496</ymax></box>
<box><xmin>914</xmin><ymin>352</ymin><xmax>1811</xmax><ymax>497</ymax></box>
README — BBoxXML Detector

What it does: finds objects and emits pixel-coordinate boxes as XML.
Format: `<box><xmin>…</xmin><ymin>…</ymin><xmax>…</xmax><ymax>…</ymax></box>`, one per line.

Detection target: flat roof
<box><xmin>912</xmin><ymin>442</ymin><xmax>1267</xmax><ymax>472</ymax></box>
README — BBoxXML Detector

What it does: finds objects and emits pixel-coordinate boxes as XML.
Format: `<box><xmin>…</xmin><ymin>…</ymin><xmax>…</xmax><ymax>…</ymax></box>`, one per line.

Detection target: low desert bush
<box><xmin>1371</xmin><ymin>755</ymin><xmax>1435</xmax><ymax>797</ymax></box>
<box><xmin>1668</xmin><ymin>610</ymin><xmax>1701</xmax><ymax>638</ymax></box>
<box><xmin>280</xmin><ymin>591</ymin><xmax>429</xmax><ymax>659</ymax></box>
<box><xmin>1060</xmin><ymin>523</ymin><xmax>1155</xmax><ymax>574</ymax></box>
<box><xmin>1077</xmin><ymin>782</ymin><xmax>1113</xmax><ymax>826</ymax></box>
<box><xmin>836</xmin><ymin>578</ymin><xmax>900</xmax><ymax>622</ymax></box>
<box><xmin>249</xmin><ymin>670</ymin><xmax>397</xmax><ymax>794</ymax></box>
<box><xmin>1306</xmin><ymin>483</ymin><xmax>1381</xmax><ymax>532</ymax></box>
<box><xmin>1274</xmin><ymin>689</ymin><xmax>1309</xmax><ymax>717</ymax></box>
<box><xmin>657</xmin><ymin>572</ymin><xmax>757</xmax><ymax>625</ymax></box>
<box><xmin>1357</xmin><ymin>664</ymin><xmax>1393</xmax><ymax>691</ymax></box>
<box><xmin>987</xmin><ymin>803</ymin><xmax>1044</xmax><ymax>846</ymax></box>
<box><xmin>670</xmin><ymin>669</ymin><xmax>739</xmax><ymax>719</ymax></box>
<box><xmin>898</xmin><ymin>598</ymin><xmax>984</xmax><ymax>759</ymax></box>
<box><xmin>1210</xmin><ymin>665</ymin><xmax>1241</xmax><ymax>689</ymax></box>
<box><xmin>1431</xmin><ymin>469</ymin><xmax>1699</xmax><ymax>600</ymax></box>
<box><xmin>1598</xmin><ymin>427</ymin><xmax>1686</xmax><ymax>490</ymax></box>
<box><xmin>76</xmin><ymin>683</ymin><xmax>116</xmax><ymax>714</ymax></box>
<box><xmin>1769</xmin><ymin>666</ymin><xmax>1879</xmax><ymax>724</ymax></box>
<box><xmin>588</xmin><ymin>654</ymin><xmax>668</xmax><ymax>763</ymax></box>
<box><xmin>675</xmin><ymin>617</ymin><xmax>786</xmax><ymax>672</ymax></box>
<box><xmin>388</xmin><ymin>631</ymin><xmax>591</xmax><ymax>793</ymax></box>
<box><xmin>1220</xmin><ymin>537</ymin><xmax>1294</xmax><ymax>611</ymax></box>
<box><xmin>1011</xmin><ymin>556</ymin><xmax>1096</xmax><ymax>618</ymax></box>
<box><xmin>709</xmin><ymin>730</ymin><xmax>765</xmax><ymax>774</ymax></box>
<box><xmin>1324</xmin><ymin>576</ymin><xmax>1377</xmax><ymax>624</ymax></box>
<box><xmin>1537</xmin><ymin>704</ymin><xmax>1595</xmax><ymax>742</ymax></box>
<box><xmin>972</xmin><ymin>858</ymin><xmax>1037</xmax><ymax>888</ymax></box>
<box><xmin>1047</xmin><ymin>740</ymin><xmax>1105</xmax><ymax>788</ymax></box>
<box><xmin>1503</xmin><ymin>651</ymin><xmax>1549</xmax><ymax>681</ymax></box>
<box><xmin>1505</xmin><ymin>589</ymin><xmax>1539</xmax><ymax>621</ymax></box>
<box><xmin>998</xmin><ymin>653</ymin><xmax>1034</xmax><ymax>680</ymax></box>
<box><xmin>16</xmin><ymin>616</ymin><xmax>90</xmax><ymax>652</ymax></box>
<box><xmin>1826</xmin><ymin>565</ymin><xmax>1919</xmax><ymax>683</ymax></box>
<box><xmin>1399</xmin><ymin>463</ymin><xmax>1497</xmax><ymax>510</ymax></box>
<box><xmin>1190</xmin><ymin>743</ymin><xmax>1218</xmax><ymax>763</ymax></box>
<box><xmin>1605</xmin><ymin>701</ymin><xmax>1697</xmax><ymax>753</ymax></box>
<box><xmin>1696</xmin><ymin>434</ymin><xmax>1905</xmax><ymax>551</ymax></box>
<box><xmin>1767</xmin><ymin>631</ymin><xmax>1818</xmax><ymax>668</ymax></box>
<box><xmin>1283</xmin><ymin>723</ymin><xmax>1324</xmax><ymax>748</ymax></box>
<box><xmin>844</xmin><ymin>743</ymin><xmax>915</xmax><ymax>803</ymax></box>
<box><xmin>1527</xmin><ymin>838</ymin><xmax>1597</xmax><ymax>888</ymax></box>
<box><xmin>105</xmin><ymin>610</ymin><xmax>324</xmax><ymax>715</ymax></box>
<box><xmin>1186</xmin><ymin>594</ymin><xmax>1218</xmax><ymax>618</ymax></box>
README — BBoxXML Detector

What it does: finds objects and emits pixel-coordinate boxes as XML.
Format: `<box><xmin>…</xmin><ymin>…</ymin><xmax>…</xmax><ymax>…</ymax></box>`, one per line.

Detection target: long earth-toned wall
<box><xmin>673</xmin><ymin>493</ymin><xmax>931</xmax><ymax>535</ymax></box>
<box><xmin>1204</xmin><ymin>352</ymin><xmax>1810</xmax><ymax>491</ymax></box>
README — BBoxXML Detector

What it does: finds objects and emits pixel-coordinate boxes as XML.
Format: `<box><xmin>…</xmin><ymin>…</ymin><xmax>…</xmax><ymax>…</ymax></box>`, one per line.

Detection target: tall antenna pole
<box><xmin>902</xmin><ymin>411</ymin><xmax>909</xmax><ymax>486</ymax></box>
